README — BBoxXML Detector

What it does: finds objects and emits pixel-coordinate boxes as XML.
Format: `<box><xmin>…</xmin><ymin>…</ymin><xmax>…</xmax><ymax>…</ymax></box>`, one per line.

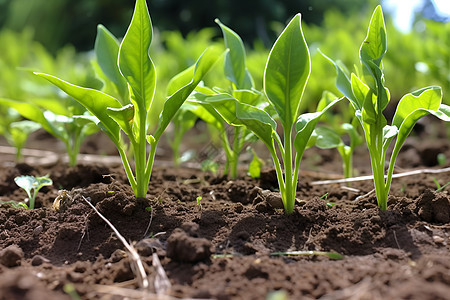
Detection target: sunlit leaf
<box><xmin>264</xmin><ymin>13</ymin><xmax>310</xmax><ymax>128</ymax></box>
<box><xmin>118</xmin><ymin>0</ymin><xmax>156</xmax><ymax>112</ymax></box>
<box><xmin>215</xmin><ymin>19</ymin><xmax>253</xmax><ymax>89</ymax></box>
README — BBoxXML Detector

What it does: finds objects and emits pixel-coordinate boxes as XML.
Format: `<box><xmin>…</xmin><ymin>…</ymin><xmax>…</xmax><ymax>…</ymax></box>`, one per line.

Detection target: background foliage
<box><xmin>0</xmin><ymin>0</ymin><xmax>448</xmax><ymax>157</ymax></box>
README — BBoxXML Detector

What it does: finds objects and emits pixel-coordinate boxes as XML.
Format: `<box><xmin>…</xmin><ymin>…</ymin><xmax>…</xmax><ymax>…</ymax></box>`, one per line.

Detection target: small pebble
<box><xmin>31</xmin><ymin>255</ymin><xmax>50</xmax><ymax>266</ymax></box>
<box><xmin>33</xmin><ymin>225</ymin><xmax>44</xmax><ymax>236</ymax></box>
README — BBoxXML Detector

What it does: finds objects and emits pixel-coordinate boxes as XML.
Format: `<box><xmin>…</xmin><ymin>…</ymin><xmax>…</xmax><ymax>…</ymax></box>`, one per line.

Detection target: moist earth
<box><xmin>0</xmin><ymin>129</ymin><xmax>449</xmax><ymax>300</ymax></box>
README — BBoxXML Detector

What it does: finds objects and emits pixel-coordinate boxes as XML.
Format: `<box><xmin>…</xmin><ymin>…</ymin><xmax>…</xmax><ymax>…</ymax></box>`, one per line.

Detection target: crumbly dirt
<box><xmin>0</xmin><ymin>127</ymin><xmax>450</xmax><ymax>300</ymax></box>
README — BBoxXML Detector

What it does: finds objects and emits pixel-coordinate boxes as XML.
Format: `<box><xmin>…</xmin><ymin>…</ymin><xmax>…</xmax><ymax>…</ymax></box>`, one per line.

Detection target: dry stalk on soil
<box><xmin>80</xmin><ymin>195</ymin><xmax>150</xmax><ymax>291</ymax></box>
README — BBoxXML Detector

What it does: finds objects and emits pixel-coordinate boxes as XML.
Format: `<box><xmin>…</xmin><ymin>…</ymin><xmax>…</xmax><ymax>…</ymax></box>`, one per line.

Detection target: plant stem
<box><xmin>134</xmin><ymin>113</ymin><xmax>148</xmax><ymax>197</ymax></box>
<box><xmin>229</xmin><ymin>126</ymin><xmax>244</xmax><ymax>179</ymax></box>
<box><xmin>143</xmin><ymin>139</ymin><xmax>157</xmax><ymax>194</ymax></box>
<box><xmin>283</xmin><ymin>126</ymin><xmax>295</xmax><ymax>214</ymax></box>
<box><xmin>368</xmin><ymin>129</ymin><xmax>387</xmax><ymax>210</ymax></box>
<box><xmin>117</xmin><ymin>144</ymin><xmax>137</xmax><ymax>194</ymax></box>
<box><xmin>221</xmin><ymin>130</ymin><xmax>234</xmax><ymax>177</ymax></box>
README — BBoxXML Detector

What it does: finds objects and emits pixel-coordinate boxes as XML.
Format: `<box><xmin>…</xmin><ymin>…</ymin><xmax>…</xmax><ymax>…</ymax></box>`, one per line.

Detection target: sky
<box><xmin>383</xmin><ymin>0</ymin><xmax>450</xmax><ymax>32</ymax></box>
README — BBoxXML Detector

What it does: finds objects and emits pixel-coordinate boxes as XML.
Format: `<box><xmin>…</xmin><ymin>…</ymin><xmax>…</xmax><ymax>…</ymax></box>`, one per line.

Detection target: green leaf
<box><xmin>320</xmin><ymin>51</ymin><xmax>357</xmax><ymax>107</ymax></box>
<box><xmin>184</xmin><ymin>99</ymin><xmax>225</xmax><ymax>131</ymax></box>
<box><xmin>392</xmin><ymin>86</ymin><xmax>442</xmax><ymax>128</ymax></box>
<box><xmin>313</xmin><ymin>126</ymin><xmax>343</xmax><ymax>149</ymax></box>
<box><xmin>107</xmin><ymin>104</ymin><xmax>135</xmax><ymax>137</ymax></box>
<box><xmin>14</xmin><ymin>175</ymin><xmax>52</xmax><ymax>209</ymax></box>
<box><xmin>166</xmin><ymin>65</ymin><xmax>195</xmax><ymax>97</ymax></box>
<box><xmin>294</xmin><ymin>97</ymin><xmax>343</xmax><ymax>157</ymax></box>
<box><xmin>392</xmin><ymin>87</ymin><xmax>449</xmax><ymax>150</ymax></box>
<box><xmin>248</xmin><ymin>149</ymin><xmax>263</xmax><ymax>179</ymax></box>
<box><xmin>360</xmin><ymin>5</ymin><xmax>386</xmax><ymax>68</ymax></box>
<box><xmin>95</xmin><ymin>25</ymin><xmax>128</xmax><ymax>104</ymax></box>
<box><xmin>9</xmin><ymin>121</ymin><xmax>41</xmax><ymax>155</ymax></box>
<box><xmin>362</xmin><ymin>91</ymin><xmax>377</xmax><ymax>126</ymax></box>
<box><xmin>390</xmin><ymin>89</ymin><xmax>450</xmax><ymax>167</ymax></box>
<box><xmin>317</xmin><ymin>91</ymin><xmax>338</xmax><ymax>112</ymax></box>
<box><xmin>264</xmin><ymin>13</ymin><xmax>311</xmax><ymax>128</ymax></box>
<box><xmin>197</xmin><ymin>93</ymin><xmax>277</xmax><ymax>148</ymax></box>
<box><xmin>34</xmin><ymin>73</ymin><xmax>122</xmax><ymax>142</ymax></box>
<box><xmin>118</xmin><ymin>0</ymin><xmax>156</xmax><ymax>112</ymax></box>
<box><xmin>231</xmin><ymin>89</ymin><xmax>262</xmax><ymax>106</ymax></box>
<box><xmin>0</xmin><ymin>98</ymin><xmax>64</xmax><ymax>140</ymax></box>
<box><xmin>29</xmin><ymin>98</ymin><xmax>81</xmax><ymax>117</ymax></box>
<box><xmin>351</xmin><ymin>73</ymin><xmax>369</xmax><ymax>112</ymax></box>
<box><xmin>215</xmin><ymin>19</ymin><xmax>253</xmax><ymax>89</ymax></box>
<box><xmin>153</xmin><ymin>46</ymin><xmax>222</xmax><ymax>141</ymax></box>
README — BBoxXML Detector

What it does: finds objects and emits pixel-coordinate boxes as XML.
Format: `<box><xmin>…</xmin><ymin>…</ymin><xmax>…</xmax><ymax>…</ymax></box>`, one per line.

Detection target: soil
<box><xmin>0</xmin><ymin>123</ymin><xmax>450</xmax><ymax>300</ymax></box>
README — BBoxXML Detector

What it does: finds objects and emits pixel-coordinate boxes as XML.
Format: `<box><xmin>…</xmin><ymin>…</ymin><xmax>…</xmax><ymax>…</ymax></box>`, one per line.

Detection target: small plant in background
<box><xmin>0</xmin><ymin>98</ymin><xmax>99</xmax><ymax>166</ymax></box>
<box><xmin>195</xmin><ymin>14</ymin><xmax>342</xmax><ymax>214</ymax></box>
<box><xmin>196</xmin><ymin>196</ymin><xmax>203</xmax><ymax>210</ymax></box>
<box><xmin>14</xmin><ymin>175</ymin><xmax>52</xmax><ymax>209</ymax></box>
<box><xmin>432</xmin><ymin>177</ymin><xmax>450</xmax><ymax>193</ymax></box>
<box><xmin>0</xmin><ymin>106</ymin><xmax>41</xmax><ymax>161</ymax></box>
<box><xmin>185</xmin><ymin>19</ymin><xmax>263</xmax><ymax>178</ymax></box>
<box><xmin>247</xmin><ymin>147</ymin><xmax>264</xmax><ymax>179</ymax></box>
<box><xmin>309</xmin><ymin>91</ymin><xmax>363</xmax><ymax>179</ymax></box>
<box><xmin>35</xmin><ymin>0</ymin><xmax>222</xmax><ymax>198</ymax></box>
<box><xmin>324</xmin><ymin>5</ymin><xmax>450</xmax><ymax>210</ymax></box>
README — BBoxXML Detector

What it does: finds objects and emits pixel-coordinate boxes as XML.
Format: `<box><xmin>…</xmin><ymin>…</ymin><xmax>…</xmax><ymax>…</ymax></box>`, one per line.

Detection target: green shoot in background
<box><xmin>0</xmin><ymin>97</ymin><xmax>99</xmax><ymax>166</ymax></box>
<box><xmin>184</xmin><ymin>19</ymin><xmax>262</xmax><ymax>178</ymax></box>
<box><xmin>194</xmin><ymin>14</ymin><xmax>342</xmax><ymax>213</ymax></box>
<box><xmin>324</xmin><ymin>5</ymin><xmax>450</xmax><ymax>210</ymax></box>
<box><xmin>0</xmin><ymin>109</ymin><xmax>41</xmax><ymax>161</ymax></box>
<box><xmin>35</xmin><ymin>0</ymin><xmax>221</xmax><ymax>197</ymax></box>
<box><xmin>14</xmin><ymin>175</ymin><xmax>52</xmax><ymax>209</ymax></box>
<box><xmin>309</xmin><ymin>91</ymin><xmax>363</xmax><ymax>179</ymax></box>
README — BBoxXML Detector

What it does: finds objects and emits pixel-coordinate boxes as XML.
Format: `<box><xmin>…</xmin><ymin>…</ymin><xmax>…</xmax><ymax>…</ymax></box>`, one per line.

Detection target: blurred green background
<box><xmin>0</xmin><ymin>0</ymin><xmax>448</xmax><ymax>113</ymax></box>
<box><xmin>0</xmin><ymin>0</ymin><xmax>374</xmax><ymax>52</ymax></box>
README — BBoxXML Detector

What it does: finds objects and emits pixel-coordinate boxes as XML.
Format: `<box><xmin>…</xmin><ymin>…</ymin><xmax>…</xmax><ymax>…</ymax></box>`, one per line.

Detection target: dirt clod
<box><xmin>416</xmin><ymin>189</ymin><xmax>450</xmax><ymax>223</ymax></box>
<box><xmin>166</xmin><ymin>228</ymin><xmax>214</xmax><ymax>262</ymax></box>
<box><xmin>0</xmin><ymin>245</ymin><xmax>24</xmax><ymax>267</ymax></box>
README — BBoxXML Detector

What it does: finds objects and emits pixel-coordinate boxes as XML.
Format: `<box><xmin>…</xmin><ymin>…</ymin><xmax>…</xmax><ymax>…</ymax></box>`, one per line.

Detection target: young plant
<box><xmin>0</xmin><ymin>106</ymin><xmax>41</xmax><ymax>161</ymax></box>
<box><xmin>324</xmin><ymin>6</ymin><xmax>450</xmax><ymax>210</ymax></box>
<box><xmin>186</xmin><ymin>20</ymin><xmax>262</xmax><ymax>178</ymax></box>
<box><xmin>35</xmin><ymin>0</ymin><xmax>221</xmax><ymax>198</ymax></box>
<box><xmin>310</xmin><ymin>91</ymin><xmax>363</xmax><ymax>179</ymax></box>
<box><xmin>0</xmin><ymin>98</ymin><xmax>99</xmax><ymax>166</ymax></box>
<box><xmin>195</xmin><ymin>14</ymin><xmax>342</xmax><ymax>213</ymax></box>
<box><xmin>14</xmin><ymin>175</ymin><xmax>52</xmax><ymax>209</ymax></box>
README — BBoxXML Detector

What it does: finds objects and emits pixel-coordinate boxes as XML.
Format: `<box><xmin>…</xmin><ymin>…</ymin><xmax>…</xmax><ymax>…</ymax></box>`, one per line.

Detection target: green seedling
<box><xmin>0</xmin><ymin>98</ymin><xmax>99</xmax><ymax>166</ymax></box>
<box><xmin>194</xmin><ymin>14</ymin><xmax>342</xmax><ymax>213</ymax></box>
<box><xmin>35</xmin><ymin>0</ymin><xmax>222</xmax><ymax>198</ymax></box>
<box><xmin>13</xmin><ymin>175</ymin><xmax>52</xmax><ymax>209</ymax></box>
<box><xmin>432</xmin><ymin>177</ymin><xmax>450</xmax><ymax>193</ymax></box>
<box><xmin>320</xmin><ymin>192</ymin><xmax>336</xmax><ymax>207</ymax></box>
<box><xmin>323</xmin><ymin>6</ymin><xmax>450</xmax><ymax>210</ymax></box>
<box><xmin>6</xmin><ymin>120</ymin><xmax>42</xmax><ymax>161</ymax></box>
<box><xmin>437</xmin><ymin>153</ymin><xmax>447</xmax><ymax>166</ymax></box>
<box><xmin>185</xmin><ymin>19</ymin><xmax>262</xmax><ymax>178</ymax></box>
<box><xmin>196</xmin><ymin>196</ymin><xmax>203</xmax><ymax>210</ymax></box>
<box><xmin>0</xmin><ymin>106</ymin><xmax>41</xmax><ymax>162</ymax></box>
<box><xmin>310</xmin><ymin>91</ymin><xmax>363</xmax><ymax>179</ymax></box>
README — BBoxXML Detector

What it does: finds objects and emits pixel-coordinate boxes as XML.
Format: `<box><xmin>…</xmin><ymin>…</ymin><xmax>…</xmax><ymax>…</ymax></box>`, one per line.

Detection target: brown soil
<box><xmin>0</xmin><ymin>127</ymin><xmax>450</xmax><ymax>300</ymax></box>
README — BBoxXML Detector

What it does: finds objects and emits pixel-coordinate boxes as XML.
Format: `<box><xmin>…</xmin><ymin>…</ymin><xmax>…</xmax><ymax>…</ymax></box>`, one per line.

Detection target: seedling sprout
<box><xmin>14</xmin><ymin>175</ymin><xmax>52</xmax><ymax>209</ymax></box>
